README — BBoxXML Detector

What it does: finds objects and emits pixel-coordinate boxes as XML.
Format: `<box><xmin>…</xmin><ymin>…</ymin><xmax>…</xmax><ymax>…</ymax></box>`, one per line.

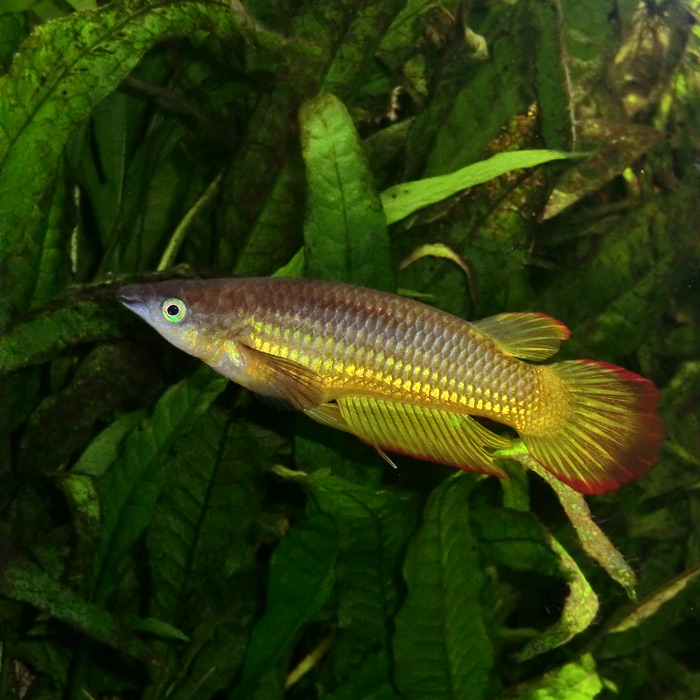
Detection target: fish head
<box><xmin>117</xmin><ymin>279</ymin><xmax>245</xmax><ymax>362</ymax></box>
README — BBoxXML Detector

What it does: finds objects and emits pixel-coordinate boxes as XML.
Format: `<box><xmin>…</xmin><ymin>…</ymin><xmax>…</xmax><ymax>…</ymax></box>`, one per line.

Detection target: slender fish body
<box><xmin>118</xmin><ymin>277</ymin><xmax>662</xmax><ymax>494</ymax></box>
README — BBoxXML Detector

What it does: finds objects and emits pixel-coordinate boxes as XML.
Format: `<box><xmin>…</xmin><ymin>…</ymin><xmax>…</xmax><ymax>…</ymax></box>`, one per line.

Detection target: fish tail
<box><xmin>520</xmin><ymin>360</ymin><xmax>663</xmax><ymax>494</ymax></box>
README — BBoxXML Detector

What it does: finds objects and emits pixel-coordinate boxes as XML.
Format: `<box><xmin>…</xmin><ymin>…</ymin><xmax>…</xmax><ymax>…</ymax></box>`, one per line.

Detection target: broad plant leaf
<box><xmin>392</xmin><ymin>474</ymin><xmax>495</xmax><ymax>700</ymax></box>
<box><xmin>0</xmin><ymin>15</ymin><xmax>29</xmax><ymax>72</ymax></box>
<box><xmin>507</xmin><ymin>655</ymin><xmax>603</xmax><ymax>700</ymax></box>
<box><xmin>145</xmin><ymin>412</ymin><xmax>281</xmax><ymax>700</ymax></box>
<box><xmin>301</xmin><ymin>93</ymin><xmax>395</xmax><ymax>292</ymax></box>
<box><xmin>91</xmin><ymin>367</ymin><xmax>227</xmax><ymax>603</ymax></box>
<box><xmin>279</xmin><ymin>467</ymin><xmax>416</xmax><ymax>688</ymax></box>
<box><xmin>232</xmin><ymin>513</ymin><xmax>338</xmax><ymax>698</ymax></box>
<box><xmin>72</xmin><ymin>411</ymin><xmax>147</xmax><ymax>478</ymax></box>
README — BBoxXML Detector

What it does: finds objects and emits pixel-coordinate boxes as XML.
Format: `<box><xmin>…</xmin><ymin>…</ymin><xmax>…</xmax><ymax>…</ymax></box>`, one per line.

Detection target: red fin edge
<box><xmin>521</xmin><ymin>360</ymin><xmax>663</xmax><ymax>494</ymax></box>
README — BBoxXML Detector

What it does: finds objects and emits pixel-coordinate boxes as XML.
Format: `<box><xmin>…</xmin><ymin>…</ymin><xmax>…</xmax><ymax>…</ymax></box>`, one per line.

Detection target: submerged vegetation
<box><xmin>1</xmin><ymin>0</ymin><xmax>700</xmax><ymax>698</ymax></box>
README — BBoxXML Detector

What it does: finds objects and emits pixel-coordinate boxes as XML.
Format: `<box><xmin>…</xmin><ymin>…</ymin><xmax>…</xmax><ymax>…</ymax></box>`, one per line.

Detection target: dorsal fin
<box><xmin>473</xmin><ymin>312</ymin><xmax>570</xmax><ymax>361</ymax></box>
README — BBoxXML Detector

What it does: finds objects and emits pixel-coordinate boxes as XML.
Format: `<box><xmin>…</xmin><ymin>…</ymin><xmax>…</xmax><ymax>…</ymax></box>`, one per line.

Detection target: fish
<box><xmin>117</xmin><ymin>277</ymin><xmax>663</xmax><ymax>494</ymax></box>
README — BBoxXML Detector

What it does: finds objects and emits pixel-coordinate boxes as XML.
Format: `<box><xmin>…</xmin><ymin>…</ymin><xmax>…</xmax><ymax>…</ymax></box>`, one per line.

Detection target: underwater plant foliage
<box><xmin>1</xmin><ymin>0</ymin><xmax>699</xmax><ymax>698</ymax></box>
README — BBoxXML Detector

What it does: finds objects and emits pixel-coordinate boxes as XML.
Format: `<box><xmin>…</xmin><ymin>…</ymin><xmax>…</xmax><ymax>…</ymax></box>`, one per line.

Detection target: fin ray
<box><xmin>239</xmin><ymin>345</ymin><xmax>327</xmax><ymax>410</ymax></box>
<box><xmin>335</xmin><ymin>397</ymin><xmax>510</xmax><ymax>477</ymax></box>
<box><xmin>474</xmin><ymin>312</ymin><xmax>570</xmax><ymax>361</ymax></box>
<box><xmin>521</xmin><ymin>360</ymin><xmax>663</xmax><ymax>494</ymax></box>
<box><xmin>304</xmin><ymin>402</ymin><xmax>352</xmax><ymax>432</ymax></box>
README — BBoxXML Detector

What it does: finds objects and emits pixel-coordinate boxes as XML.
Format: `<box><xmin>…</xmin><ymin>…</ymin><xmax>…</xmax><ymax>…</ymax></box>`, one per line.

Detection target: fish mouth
<box><xmin>116</xmin><ymin>285</ymin><xmax>149</xmax><ymax>318</ymax></box>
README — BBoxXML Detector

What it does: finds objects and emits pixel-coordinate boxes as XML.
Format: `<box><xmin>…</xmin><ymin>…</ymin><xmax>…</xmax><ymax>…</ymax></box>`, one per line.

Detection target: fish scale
<box><xmin>237</xmin><ymin>280</ymin><xmax>543</xmax><ymax>427</ymax></box>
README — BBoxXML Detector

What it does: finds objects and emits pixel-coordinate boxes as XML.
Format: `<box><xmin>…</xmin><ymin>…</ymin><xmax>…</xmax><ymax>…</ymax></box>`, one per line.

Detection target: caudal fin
<box><xmin>521</xmin><ymin>360</ymin><xmax>663</xmax><ymax>494</ymax></box>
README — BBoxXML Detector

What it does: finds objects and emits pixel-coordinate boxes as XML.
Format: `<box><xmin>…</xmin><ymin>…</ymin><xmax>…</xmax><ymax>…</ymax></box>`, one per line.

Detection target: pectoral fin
<box><xmin>234</xmin><ymin>345</ymin><xmax>328</xmax><ymax>410</ymax></box>
<box><xmin>335</xmin><ymin>397</ymin><xmax>511</xmax><ymax>477</ymax></box>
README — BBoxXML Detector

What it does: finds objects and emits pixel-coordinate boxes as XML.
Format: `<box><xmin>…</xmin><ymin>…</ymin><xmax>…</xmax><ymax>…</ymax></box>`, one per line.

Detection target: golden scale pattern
<box><xmin>229</xmin><ymin>279</ymin><xmax>549</xmax><ymax>433</ymax></box>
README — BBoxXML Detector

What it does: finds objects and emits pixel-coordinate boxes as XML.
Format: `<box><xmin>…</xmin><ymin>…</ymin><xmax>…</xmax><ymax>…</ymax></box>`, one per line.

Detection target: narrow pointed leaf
<box><xmin>381</xmin><ymin>149</ymin><xmax>573</xmax><ymax>225</ymax></box>
<box><xmin>1</xmin><ymin>559</ymin><xmax>157</xmax><ymax>663</ymax></box>
<box><xmin>609</xmin><ymin>563</ymin><xmax>700</xmax><ymax>634</ymax></box>
<box><xmin>0</xmin><ymin>298</ymin><xmax>122</xmax><ymax>377</ymax></box>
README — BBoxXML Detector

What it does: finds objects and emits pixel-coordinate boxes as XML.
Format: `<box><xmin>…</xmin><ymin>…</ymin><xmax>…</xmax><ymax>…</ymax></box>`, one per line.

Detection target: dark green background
<box><xmin>1</xmin><ymin>1</ymin><xmax>699</xmax><ymax>698</ymax></box>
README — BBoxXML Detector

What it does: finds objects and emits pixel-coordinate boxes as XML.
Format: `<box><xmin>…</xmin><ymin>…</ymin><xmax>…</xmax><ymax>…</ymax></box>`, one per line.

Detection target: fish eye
<box><xmin>162</xmin><ymin>298</ymin><xmax>187</xmax><ymax>323</ymax></box>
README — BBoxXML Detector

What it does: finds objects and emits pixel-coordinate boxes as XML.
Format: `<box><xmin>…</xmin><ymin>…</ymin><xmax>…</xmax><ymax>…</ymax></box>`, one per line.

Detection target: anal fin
<box><xmin>335</xmin><ymin>397</ymin><xmax>511</xmax><ymax>477</ymax></box>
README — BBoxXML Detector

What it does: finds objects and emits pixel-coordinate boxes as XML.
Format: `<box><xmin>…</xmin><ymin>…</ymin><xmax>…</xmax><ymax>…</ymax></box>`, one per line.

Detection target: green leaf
<box><xmin>146</xmin><ymin>413</ymin><xmax>282</xmax><ymax>700</ymax></box>
<box><xmin>530</xmin><ymin>2</ymin><xmax>574</xmax><ymax>151</ymax></box>
<box><xmin>302</xmin><ymin>469</ymin><xmax>416</xmax><ymax>685</ymax></box>
<box><xmin>273</xmin><ymin>248</ymin><xmax>306</xmax><ymax>278</ymax></box>
<box><xmin>17</xmin><ymin>344</ymin><xmax>160</xmax><ymax>477</ymax></box>
<box><xmin>0</xmin><ymin>14</ymin><xmax>29</xmax><ymax>73</ymax></box>
<box><xmin>72</xmin><ymin>411</ymin><xmax>146</xmax><ymax>478</ymax></box>
<box><xmin>92</xmin><ymin>367</ymin><xmax>227</xmax><ymax>603</ymax></box>
<box><xmin>608</xmin><ymin>562</ymin><xmax>700</xmax><ymax>634</ymax></box>
<box><xmin>400</xmin><ymin>3</ymin><xmax>534</xmax><ymax>179</ymax></box>
<box><xmin>392</xmin><ymin>474</ymin><xmax>495</xmax><ymax>700</ymax></box>
<box><xmin>227</xmin><ymin>0</ymin><xmax>405</xmax><ymax>278</ymax></box>
<box><xmin>300</xmin><ymin>93</ymin><xmax>395</xmax><ymax>291</ymax></box>
<box><xmin>399</xmin><ymin>242</ymin><xmax>474</xmax><ymax>286</ymax></box>
<box><xmin>536</xmin><ymin>180</ymin><xmax>693</xmax><ymax>361</ymax></box>
<box><xmin>542</xmin><ymin>120</ymin><xmax>661</xmax><ymax>220</ymax></box>
<box><xmin>294</xmin><ymin>413</ymin><xmax>386</xmax><ymax>487</ymax></box>
<box><xmin>232</xmin><ymin>513</ymin><xmax>338</xmax><ymax>698</ymax></box>
<box><xmin>322</xmin><ymin>649</ymin><xmax>400</xmax><ymax>700</ymax></box>
<box><xmin>0</xmin><ymin>0</ymin><xmax>282</xmax><ymax>330</ymax></box>
<box><xmin>31</xmin><ymin>157</ymin><xmax>72</xmax><ymax>308</ymax></box>
<box><xmin>472</xmin><ymin>506</ymin><xmax>567</xmax><ymax>578</ymax></box>
<box><xmin>0</xmin><ymin>298</ymin><xmax>122</xmax><ymax>378</ymax></box>
<box><xmin>58</xmin><ymin>473</ymin><xmax>101</xmax><ymax>594</ymax></box>
<box><xmin>1</xmin><ymin>559</ymin><xmax>157</xmax><ymax>664</ymax></box>
<box><xmin>75</xmin><ymin>82</ymin><xmax>190</xmax><ymax>273</ymax></box>
<box><xmin>472</xmin><ymin>505</ymin><xmax>599</xmax><ymax>661</ymax></box>
<box><xmin>381</xmin><ymin>149</ymin><xmax>573</xmax><ymax>225</ymax></box>
<box><xmin>507</xmin><ymin>654</ymin><xmax>603</xmax><ymax>700</ymax></box>
<box><xmin>147</xmin><ymin>412</ymin><xmax>261</xmax><ymax>622</ymax></box>
<box><xmin>129</xmin><ymin>616</ymin><xmax>189</xmax><ymax>643</ymax></box>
